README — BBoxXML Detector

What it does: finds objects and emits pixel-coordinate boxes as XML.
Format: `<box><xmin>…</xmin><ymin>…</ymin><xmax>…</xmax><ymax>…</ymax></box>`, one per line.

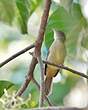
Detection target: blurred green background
<box><xmin>0</xmin><ymin>0</ymin><xmax>88</xmax><ymax>109</ymax></box>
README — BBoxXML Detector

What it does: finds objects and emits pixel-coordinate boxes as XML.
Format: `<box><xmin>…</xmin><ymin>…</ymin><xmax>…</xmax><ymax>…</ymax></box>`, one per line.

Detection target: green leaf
<box><xmin>66</xmin><ymin>3</ymin><xmax>87</xmax><ymax>54</ymax></box>
<box><xmin>16</xmin><ymin>0</ymin><xmax>42</xmax><ymax>34</ymax></box>
<box><xmin>21</xmin><ymin>81</ymin><xmax>39</xmax><ymax>108</ymax></box>
<box><xmin>45</xmin><ymin>6</ymin><xmax>70</xmax><ymax>48</ymax></box>
<box><xmin>49</xmin><ymin>76</ymin><xmax>78</xmax><ymax>105</ymax></box>
<box><xmin>45</xmin><ymin>3</ymin><xmax>87</xmax><ymax>56</ymax></box>
<box><xmin>16</xmin><ymin>0</ymin><xmax>29</xmax><ymax>34</ymax></box>
<box><xmin>0</xmin><ymin>0</ymin><xmax>42</xmax><ymax>33</ymax></box>
<box><xmin>0</xmin><ymin>0</ymin><xmax>15</xmax><ymax>24</ymax></box>
<box><xmin>0</xmin><ymin>80</ymin><xmax>13</xmax><ymax>97</ymax></box>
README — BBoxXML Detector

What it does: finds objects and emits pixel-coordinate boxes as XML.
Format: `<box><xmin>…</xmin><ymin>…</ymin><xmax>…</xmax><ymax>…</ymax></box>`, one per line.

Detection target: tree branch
<box><xmin>0</xmin><ymin>0</ymin><xmax>87</xmax><ymax>108</ymax></box>
<box><xmin>33</xmin><ymin>0</ymin><xmax>51</xmax><ymax>107</ymax></box>
<box><xmin>32</xmin><ymin>78</ymin><xmax>53</xmax><ymax>106</ymax></box>
<box><xmin>15</xmin><ymin>57</ymin><xmax>37</xmax><ymax>97</ymax></box>
<box><xmin>15</xmin><ymin>0</ymin><xmax>51</xmax><ymax>100</ymax></box>
<box><xmin>37</xmin><ymin>56</ymin><xmax>45</xmax><ymax>107</ymax></box>
<box><xmin>43</xmin><ymin>61</ymin><xmax>88</xmax><ymax>79</ymax></box>
<box><xmin>0</xmin><ymin>43</ymin><xmax>35</xmax><ymax>68</ymax></box>
<box><xmin>29</xmin><ymin>52</ymin><xmax>88</xmax><ymax>80</ymax></box>
<box><xmin>34</xmin><ymin>0</ymin><xmax>52</xmax><ymax>57</ymax></box>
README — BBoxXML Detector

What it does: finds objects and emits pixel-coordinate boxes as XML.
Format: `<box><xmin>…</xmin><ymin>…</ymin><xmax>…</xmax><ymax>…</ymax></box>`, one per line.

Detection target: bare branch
<box><xmin>0</xmin><ymin>0</ymin><xmax>51</xmax><ymax>101</ymax></box>
<box><xmin>37</xmin><ymin>56</ymin><xmax>45</xmax><ymax>107</ymax></box>
<box><xmin>15</xmin><ymin>57</ymin><xmax>37</xmax><ymax>97</ymax></box>
<box><xmin>32</xmin><ymin>78</ymin><xmax>53</xmax><ymax>106</ymax></box>
<box><xmin>43</xmin><ymin>61</ymin><xmax>88</xmax><ymax>79</ymax></box>
<box><xmin>32</xmin><ymin>0</ymin><xmax>52</xmax><ymax>107</ymax></box>
<box><xmin>15</xmin><ymin>0</ymin><xmax>51</xmax><ymax>99</ymax></box>
<box><xmin>29</xmin><ymin>52</ymin><xmax>88</xmax><ymax>80</ymax></box>
<box><xmin>34</xmin><ymin>0</ymin><xmax>52</xmax><ymax>57</ymax></box>
<box><xmin>0</xmin><ymin>0</ymin><xmax>52</xmax><ymax>105</ymax></box>
<box><xmin>0</xmin><ymin>43</ymin><xmax>35</xmax><ymax>68</ymax></box>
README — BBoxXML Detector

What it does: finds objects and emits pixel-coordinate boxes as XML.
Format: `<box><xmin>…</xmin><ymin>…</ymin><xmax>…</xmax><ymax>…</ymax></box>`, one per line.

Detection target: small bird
<box><xmin>44</xmin><ymin>29</ymin><xmax>66</xmax><ymax>96</ymax></box>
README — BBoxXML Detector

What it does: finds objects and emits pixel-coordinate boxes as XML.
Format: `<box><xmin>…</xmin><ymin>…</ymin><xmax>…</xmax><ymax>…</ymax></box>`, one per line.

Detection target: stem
<box><xmin>0</xmin><ymin>43</ymin><xmax>35</xmax><ymax>68</ymax></box>
<box><xmin>32</xmin><ymin>78</ymin><xmax>53</xmax><ymax>106</ymax></box>
<box><xmin>37</xmin><ymin>56</ymin><xmax>45</xmax><ymax>107</ymax></box>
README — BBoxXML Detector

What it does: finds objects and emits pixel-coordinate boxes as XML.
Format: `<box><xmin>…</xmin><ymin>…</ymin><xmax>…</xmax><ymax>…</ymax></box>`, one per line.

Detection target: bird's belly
<box><xmin>46</xmin><ymin>42</ymin><xmax>66</xmax><ymax>77</ymax></box>
<box><xmin>46</xmin><ymin>66</ymin><xmax>58</xmax><ymax>77</ymax></box>
<box><xmin>46</xmin><ymin>52</ymin><xmax>65</xmax><ymax>77</ymax></box>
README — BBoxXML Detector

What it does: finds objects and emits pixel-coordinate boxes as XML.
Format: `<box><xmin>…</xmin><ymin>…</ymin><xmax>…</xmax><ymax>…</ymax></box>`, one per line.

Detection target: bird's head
<box><xmin>53</xmin><ymin>29</ymin><xmax>66</xmax><ymax>42</ymax></box>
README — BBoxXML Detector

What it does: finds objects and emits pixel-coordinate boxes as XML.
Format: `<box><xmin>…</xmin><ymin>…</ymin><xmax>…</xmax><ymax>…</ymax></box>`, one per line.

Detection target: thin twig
<box><xmin>29</xmin><ymin>52</ymin><xmax>88</xmax><ymax>80</ymax></box>
<box><xmin>0</xmin><ymin>43</ymin><xmax>87</xmax><ymax>80</ymax></box>
<box><xmin>15</xmin><ymin>0</ymin><xmax>51</xmax><ymax>99</ymax></box>
<box><xmin>15</xmin><ymin>57</ymin><xmax>37</xmax><ymax>97</ymax></box>
<box><xmin>37</xmin><ymin>56</ymin><xmax>45</xmax><ymax>107</ymax></box>
<box><xmin>0</xmin><ymin>43</ymin><xmax>35</xmax><ymax>68</ymax></box>
<box><xmin>34</xmin><ymin>0</ymin><xmax>52</xmax><ymax>57</ymax></box>
<box><xmin>0</xmin><ymin>0</ymin><xmax>51</xmax><ymax>105</ymax></box>
<box><xmin>33</xmin><ymin>0</ymin><xmax>52</xmax><ymax>107</ymax></box>
<box><xmin>15</xmin><ymin>75</ymin><xmax>31</xmax><ymax>97</ymax></box>
<box><xmin>32</xmin><ymin>78</ymin><xmax>53</xmax><ymax>106</ymax></box>
<box><xmin>0</xmin><ymin>0</ymin><xmax>51</xmax><ymax>99</ymax></box>
<box><xmin>43</xmin><ymin>61</ymin><xmax>88</xmax><ymax>79</ymax></box>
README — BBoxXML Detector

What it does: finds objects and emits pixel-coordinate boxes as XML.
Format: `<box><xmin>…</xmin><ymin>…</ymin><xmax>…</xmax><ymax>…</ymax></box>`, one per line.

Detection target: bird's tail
<box><xmin>44</xmin><ymin>77</ymin><xmax>53</xmax><ymax>96</ymax></box>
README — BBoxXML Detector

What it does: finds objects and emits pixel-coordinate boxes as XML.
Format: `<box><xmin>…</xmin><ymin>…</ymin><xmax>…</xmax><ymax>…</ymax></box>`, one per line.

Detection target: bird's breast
<box><xmin>48</xmin><ymin>40</ymin><xmax>66</xmax><ymax>64</ymax></box>
<box><xmin>46</xmin><ymin>40</ymin><xmax>66</xmax><ymax>77</ymax></box>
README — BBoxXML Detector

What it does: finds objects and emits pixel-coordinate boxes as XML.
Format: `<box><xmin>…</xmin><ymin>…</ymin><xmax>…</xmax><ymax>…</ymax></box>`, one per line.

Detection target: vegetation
<box><xmin>0</xmin><ymin>0</ymin><xmax>88</xmax><ymax>110</ymax></box>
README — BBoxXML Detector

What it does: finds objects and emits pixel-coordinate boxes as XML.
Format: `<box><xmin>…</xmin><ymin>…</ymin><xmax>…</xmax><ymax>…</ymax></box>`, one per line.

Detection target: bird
<box><xmin>44</xmin><ymin>29</ymin><xmax>66</xmax><ymax>96</ymax></box>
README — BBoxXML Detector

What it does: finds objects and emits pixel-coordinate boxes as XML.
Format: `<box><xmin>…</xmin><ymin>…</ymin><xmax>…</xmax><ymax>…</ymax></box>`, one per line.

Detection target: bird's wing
<box><xmin>44</xmin><ymin>50</ymin><xmax>49</xmax><ymax>75</ymax></box>
<box><xmin>44</xmin><ymin>50</ymin><xmax>60</xmax><ymax>76</ymax></box>
<box><xmin>53</xmin><ymin>69</ymin><xmax>59</xmax><ymax>77</ymax></box>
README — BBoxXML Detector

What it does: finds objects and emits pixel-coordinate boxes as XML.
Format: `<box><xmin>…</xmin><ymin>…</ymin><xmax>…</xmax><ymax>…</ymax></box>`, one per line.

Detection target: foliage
<box><xmin>0</xmin><ymin>0</ymin><xmax>88</xmax><ymax>109</ymax></box>
<box><xmin>16</xmin><ymin>0</ymin><xmax>42</xmax><ymax>33</ymax></box>
<box><xmin>0</xmin><ymin>0</ymin><xmax>15</xmax><ymax>24</ymax></box>
<box><xmin>0</xmin><ymin>81</ymin><xmax>13</xmax><ymax>97</ymax></box>
<box><xmin>45</xmin><ymin>3</ymin><xmax>87</xmax><ymax>56</ymax></box>
<box><xmin>0</xmin><ymin>0</ymin><xmax>42</xmax><ymax>33</ymax></box>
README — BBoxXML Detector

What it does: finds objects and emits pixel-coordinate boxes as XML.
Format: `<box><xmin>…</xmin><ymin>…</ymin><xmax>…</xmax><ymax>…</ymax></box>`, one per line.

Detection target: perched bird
<box><xmin>44</xmin><ymin>29</ymin><xmax>66</xmax><ymax>95</ymax></box>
